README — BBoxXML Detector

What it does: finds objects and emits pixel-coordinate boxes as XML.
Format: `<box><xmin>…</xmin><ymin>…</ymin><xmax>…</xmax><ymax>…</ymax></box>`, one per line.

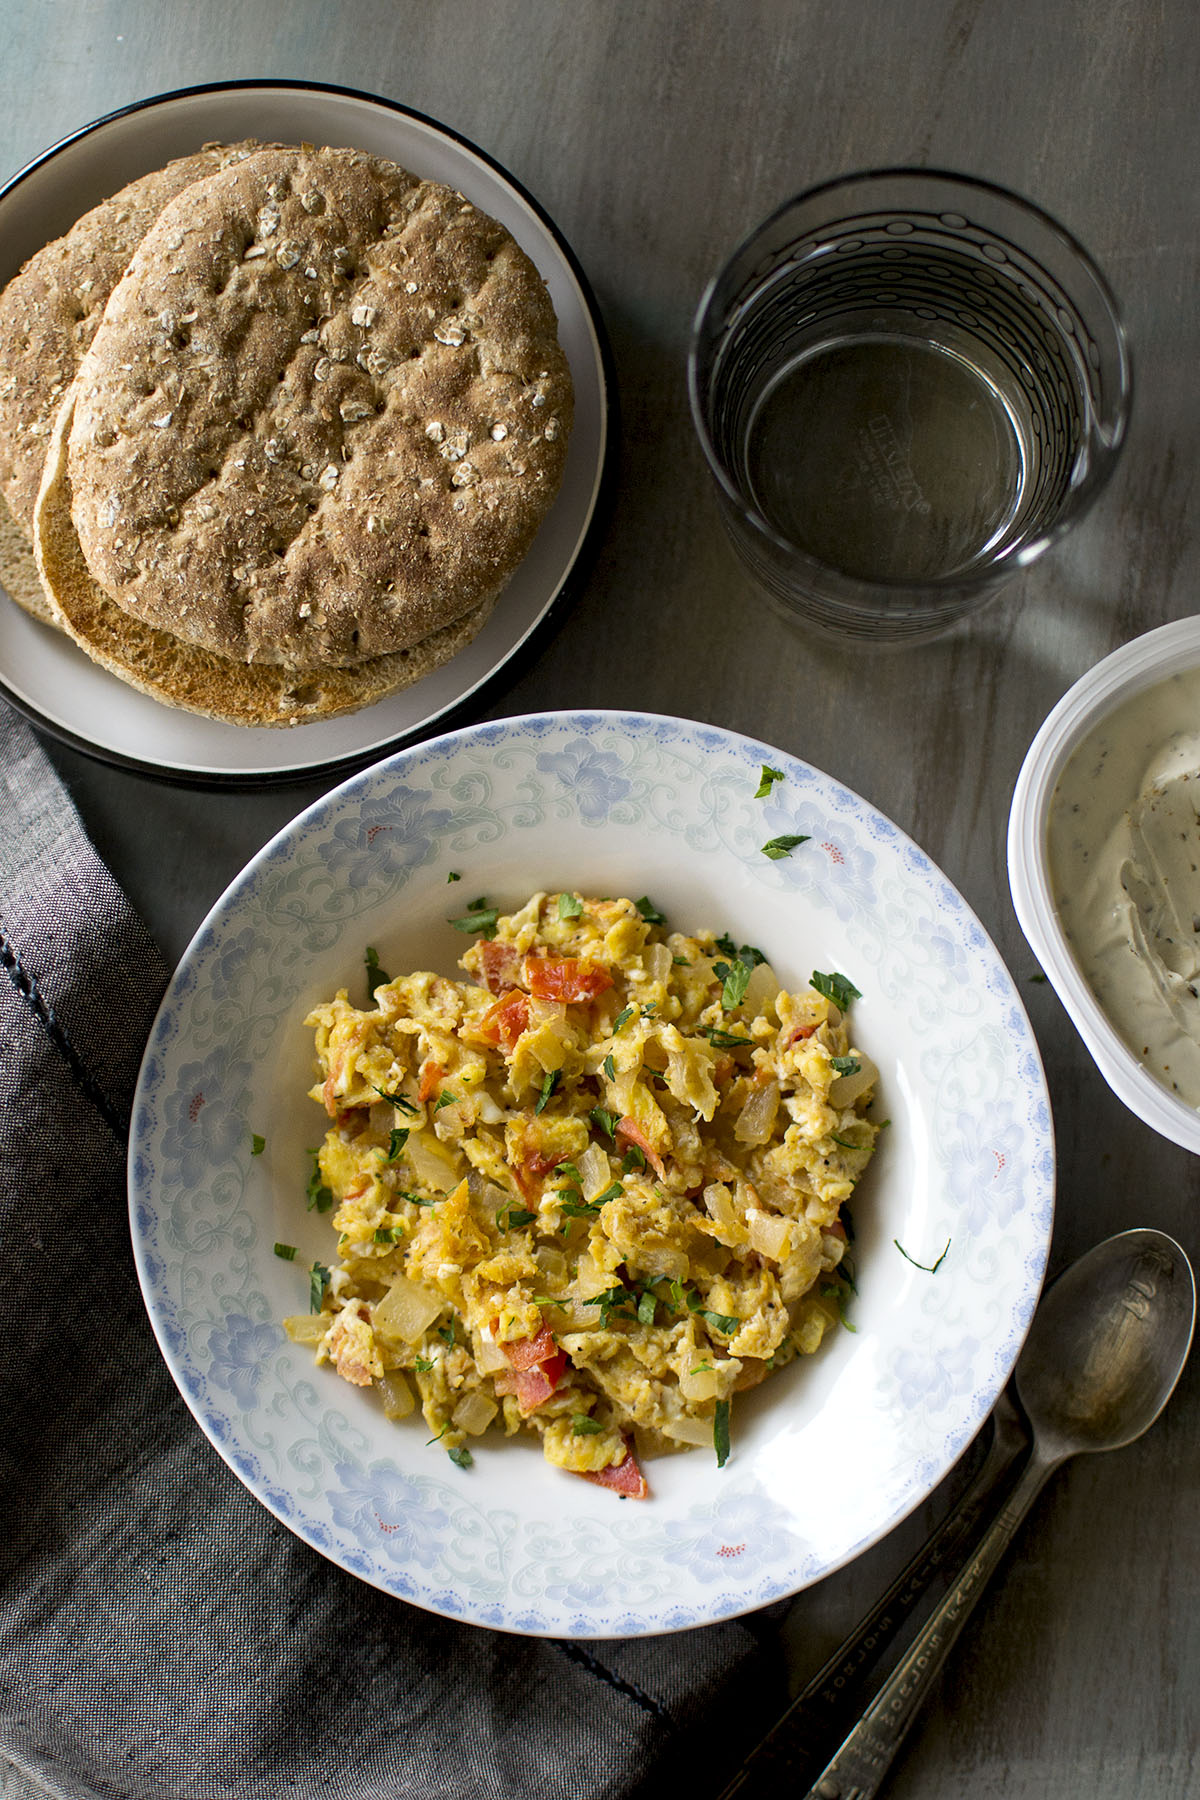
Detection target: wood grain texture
<box><xmin>2</xmin><ymin>1</ymin><xmax>1199</xmax><ymax>1796</ymax></box>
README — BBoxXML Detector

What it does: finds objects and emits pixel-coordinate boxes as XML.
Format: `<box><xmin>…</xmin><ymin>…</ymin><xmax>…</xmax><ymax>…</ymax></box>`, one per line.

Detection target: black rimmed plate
<box><xmin>0</xmin><ymin>81</ymin><xmax>615</xmax><ymax>786</ymax></box>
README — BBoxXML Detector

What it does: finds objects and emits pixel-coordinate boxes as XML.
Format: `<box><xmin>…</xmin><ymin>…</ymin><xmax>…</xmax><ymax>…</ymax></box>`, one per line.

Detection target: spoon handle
<box><xmin>798</xmin><ymin>1448</ymin><xmax>1060</xmax><ymax>1800</ymax></box>
<box><xmin>714</xmin><ymin>1393</ymin><xmax>1029</xmax><ymax>1798</ymax></box>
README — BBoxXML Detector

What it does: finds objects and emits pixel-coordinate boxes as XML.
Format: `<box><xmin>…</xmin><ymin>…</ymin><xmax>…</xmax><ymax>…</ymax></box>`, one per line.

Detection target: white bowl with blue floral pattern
<box><xmin>130</xmin><ymin>710</ymin><xmax>1054</xmax><ymax>1637</ymax></box>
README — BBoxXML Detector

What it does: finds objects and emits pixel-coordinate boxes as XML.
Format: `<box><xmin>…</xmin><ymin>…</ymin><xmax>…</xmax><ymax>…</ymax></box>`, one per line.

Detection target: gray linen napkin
<box><xmin>0</xmin><ymin>703</ymin><xmax>784</xmax><ymax>1800</ymax></box>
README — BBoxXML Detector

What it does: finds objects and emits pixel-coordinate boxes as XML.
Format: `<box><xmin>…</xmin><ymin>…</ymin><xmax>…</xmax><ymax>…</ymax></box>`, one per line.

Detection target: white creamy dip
<box><xmin>1048</xmin><ymin>663</ymin><xmax>1200</xmax><ymax>1108</ymax></box>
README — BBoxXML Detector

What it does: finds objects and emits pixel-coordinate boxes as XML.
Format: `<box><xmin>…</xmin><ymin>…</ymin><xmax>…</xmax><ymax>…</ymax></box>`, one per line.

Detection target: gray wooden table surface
<box><xmin>3</xmin><ymin>1</ymin><xmax>1198</xmax><ymax>1795</ymax></box>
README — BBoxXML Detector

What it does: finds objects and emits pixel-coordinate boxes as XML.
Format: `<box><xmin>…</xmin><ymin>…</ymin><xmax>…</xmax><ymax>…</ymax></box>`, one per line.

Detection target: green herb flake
<box><xmin>554</xmin><ymin>1161</ymin><xmax>582</xmax><ymax>1186</ymax></box>
<box><xmin>449</xmin><ymin>904</ymin><xmax>500</xmax><ymax>937</ymax></box>
<box><xmin>636</xmin><ymin>1288</ymin><xmax>657</xmax><ymax>1327</ymax></box>
<box><xmin>894</xmin><ymin>1237</ymin><xmax>952</xmax><ymax>1274</ymax></box>
<box><xmin>498</xmin><ymin>1206</ymin><xmax>537</xmax><ymax>1231</ymax></box>
<box><xmin>612</xmin><ymin>1005</ymin><xmax>636</xmax><ymax>1034</ymax></box>
<box><xmin>821</xmin><ymin>1281</ymin><xmax>858</xmax><ymax>1331</ymax></box>
<box><xmin>433</xmin><ymin>1091</ymin><xmax>460</xmax><ymax>1112</ymax></box>
<box><xmin>305</xmin><ymin>1151</ymin><xmax>334</xmax><ymax>1214</ymax></box>
<box><xmin>251</xmin><ymin>1133</ymin><xmax>266</xmax><ymax>1156</ymax></box>
<box><xmin>702</xmin><ymin>1026</ymin><xmax>754</xmax><ymax>1050</ymax></box>
<box><xmin>557</xmin><ymin>892</ymin><xmax>584</xmax><ymax>919</ymax></box>
<box><xmin>448</xmin><ymin>1444</ymin><xmax>474</xmax><ymax>1470</ymax></box>
<box><xmin>761</xmin><ymin>834</ymin><xmax>810</xmax><ymax>861</ymax></box>
<box><xmin>386</xmin><ymin>1126</ymin><xmax>410</xmax><ymax>1162</ymax></box>
<box><xmin>572</xmin><ymin>1414</ymin><xmax>604</xmax><ymax>1436</ymax></box>
<box><xmin>364</xmin><ymin>945</ymin><xmax>391</xmax><ymax>992</ymax></box>
<box><xmin>373</xmin><ymin>1226</ymin><xmax>402</xmax><ymax>1245</ymax></box>
<box><xmin>712</xmin><ymin>957</ymin><xmax>752</xmax><ymax>1010</ymax></box>
<box><xmin>830</xmin><ymin>1055</ymin><xmax>862</xmax><ymax>1078</ymax></box>
<box><xmin>635</xmin><ymin>896</ymin><xmax>666</xmax><ymax>925</ymax></box>
<box><xmin>602</xmin><ymin>1053</ymin><xmax>617</xmax><ymax>1081</ymax></box>
<box><xmin>273</xmin><ymin>1242</ymin><xmax>298</xmax><ymax>1261</ymax></box>
<box><xmin>755</xmin><ymin>764</ymin><xmax>785</xmax><ymax>798</ymax></box>
<box><xmin>621</xmin><ymin>1145</ymin><xmax>646</xmax><ymax>1174</ymax></box>
<box><xmin>831</xmin><ymin>1132</ymin><xmax>866</xmax><ymax>1150</ymax></box>
<box><xmin>811</xmin><ymin>970</ymin><xmax>862</xmax><ymax>1009</ymax></box>
<box><xmin>438</xmin><ymin>1316</ymin><xmax>458</xmax><ymax>1347</ymax></box>
<box><xmin>447</xmin><ymin>870</ymin><xmax>461</xmax><ymax>883</ymax></box>
<box><xmin>686</xmin><ymin>1289</ymin><xmax>740</xmax><ymax>1335</ymax></box>
<box><xmin>413</xmin><ymin>1356</ymin><xmax>434</xmax><ymax>1372</ymax></box>
<box><xmin>672</xmin><ymin>955</ymin><xmax>690</xmax><ymax>966</ymax></box>
<box><xmin>534</xmin><ymin>1069</ymin><xmax>560</xmax><ymax>1115</ymax></box>
<box><xmin>374</xmin><ymin>1085</ymin><xmax>419</xmax><ymax>1114</ymax></box>
<box><xmin>590</xmin><ymin>1106</ymin><xmax>618</xmax><ymax>1140</ymax></box>
<box><xmin>309</xmin><ymin>1262</ymin><xmax>330</xmax><ymax>1312</ymax></box>
<box><xmin>714</xmin><ymin>1397</ymin><xmax>731</xmax><ymax>1468</ymax></box>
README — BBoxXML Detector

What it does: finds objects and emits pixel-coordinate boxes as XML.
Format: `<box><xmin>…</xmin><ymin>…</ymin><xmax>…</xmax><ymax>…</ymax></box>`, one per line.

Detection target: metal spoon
<box><xmin>798</xmin><ymin>1227</ymin><xmax>1195</xmax><ymax>1800</ymax></box>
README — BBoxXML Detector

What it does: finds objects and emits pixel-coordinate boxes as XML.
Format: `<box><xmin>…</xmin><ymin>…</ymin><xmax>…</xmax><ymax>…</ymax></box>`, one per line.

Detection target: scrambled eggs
<box><xmin>291</xmin><ymin>891</ymin><xmax>880</xmax><ymax>1497</ymax></box>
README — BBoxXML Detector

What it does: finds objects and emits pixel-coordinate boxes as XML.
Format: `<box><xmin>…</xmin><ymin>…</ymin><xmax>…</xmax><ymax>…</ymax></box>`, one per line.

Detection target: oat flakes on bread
<box><xmin>0</xmin><ymin>140</ymin><xmax>268</xmax><ymax>539</ymax></box>
<box><xmin>68</xmin><ymin>143</ymin><xmax>572</xmax><ymax>669</ymax></box>
<box><xmin>34</xmin><ymin>390</ymin><xmax>497</xmax><ymax>727</ymax></box>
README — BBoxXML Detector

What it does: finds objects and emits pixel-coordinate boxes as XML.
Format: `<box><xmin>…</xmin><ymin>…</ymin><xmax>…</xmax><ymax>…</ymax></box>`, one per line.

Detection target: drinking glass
<box><xmin>688</xmin><ymin>169</ymin><xmax>1132</xmax><ymax>642</ymax></box>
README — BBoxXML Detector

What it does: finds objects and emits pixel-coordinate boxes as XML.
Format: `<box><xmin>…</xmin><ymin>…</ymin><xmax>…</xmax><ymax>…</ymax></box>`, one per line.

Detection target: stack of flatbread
<box><xmin>0</xmin><ymin>140</ymin><xmax>572</xmax><ymax>726</ymax></box>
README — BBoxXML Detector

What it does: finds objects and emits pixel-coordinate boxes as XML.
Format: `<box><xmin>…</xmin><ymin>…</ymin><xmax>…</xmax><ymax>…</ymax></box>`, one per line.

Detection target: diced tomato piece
<box><xmin>581</xmin><ymin>1443</ymin><xmax>649</xmax><ymax>1500</ymax></box>
<box><xmin>493</xmin><ymin>1322</ymin><xmax>568</xmax><ymax>1414</ymax></box>
<box><xmin>478</xmin><ymin>990</ymin><xmax>530</xmax><ymax>1052</ymax></box>
<box><xmin>524</xmin><ymin>956</ymin><xmax>614</xmax><ymax>1003</ymax></box>
<box><xmin>511</xmin><ymin>1147</ymin><xmax>560</xmax><ymax>1201</ymax></box>
<box><xmin>615</xmin><ymin>1116</ymin><xmax>667</xmax><ymax>1179</ymax></box>
<box><xmin>500</xmin><ymin>1323</ymin><xmax>559</xmax><ymax>1371</ymax></box>
<box><xmin>788</xmin><ymin>1022</ymin><xmax>819</xmax><ymax>1044</ymax></box>
<box><xmin>476</xmin><ymin>939</ymin><xmax>524</xmax><ymax>995</ymax></box>
<box><xmin>418</xmin><ymin>1060</ymin><xmax>446</xmax><ymax>1103</ymax></box>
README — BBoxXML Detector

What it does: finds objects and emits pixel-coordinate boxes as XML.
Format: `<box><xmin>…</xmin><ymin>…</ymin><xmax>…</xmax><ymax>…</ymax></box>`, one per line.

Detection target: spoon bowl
<box><xmin>1017</xmin><ymin>1229</ymin><xmax>1196</xmax><ymax>1458</ymax></box>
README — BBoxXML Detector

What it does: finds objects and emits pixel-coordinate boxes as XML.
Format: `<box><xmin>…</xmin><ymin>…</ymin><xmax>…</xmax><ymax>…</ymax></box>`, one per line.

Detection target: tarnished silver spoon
<box><xmin>798</xmin><ymin>1227</ymin><xmax>1195</xmax><ymax>1800</ymax></box>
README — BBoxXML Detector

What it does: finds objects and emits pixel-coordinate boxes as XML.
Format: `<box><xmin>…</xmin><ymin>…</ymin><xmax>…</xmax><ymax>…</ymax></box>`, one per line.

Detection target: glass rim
<box><xmin>686</xmin><ymin>164</ymin><xmax>1133</xmax><ymax>600</ymax></box>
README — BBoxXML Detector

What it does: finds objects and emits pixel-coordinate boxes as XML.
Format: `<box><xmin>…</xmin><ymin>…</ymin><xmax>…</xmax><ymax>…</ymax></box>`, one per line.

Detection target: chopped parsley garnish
<box><xmin>590</xmin><ymin>1105</ymin><xmax>618</xmax><ymax>1140</ymax></box>
<box><xmin>560</xmin><ymin>1179</ymin><xmax>623</xmax><ymax>1219</ymax></box>
<box><xmin>251</xmin><ymin>1133</ymin><xmax>265</xmax><ymax>1156</ymax></box>
<box><xmin>554</xmin><ymin>1160</ymin><xmax>582</xmax><ymax>1185</ymax></box>
<box><xmin>305</xmin><ymin>1151</ymin><xmax>334</xmax><ymax>1214</ymax></box>
<box><xmin>831</xmin><ymin>1132</ymin><xmax>867</xmax><ymax>1150</ymax></box>
<box><xmin>364</xmin><ymin>945</ymin><xmax>391</xmax><ymax>992</ymax></box>
<box><xmin>761</xmin><ymin>834</ymin><xmax>810</xmax><ymax>861</ymax></box>
<box><xmin>635</xmin><ymin>896</ymin><xmax>666</xmax><ymax>925</ymax></box>
<box><xmin>446</xmin><ymin>870</ymin><xmax>461</xmax><ymax>882</ymax></box>
<box><xmin>584</xmin><ymin>1283</ymin><xmax>639</xmax><ymax>1326</ymax></box>
<box><xmin>602</xmin><ymin>1053</ymin><xmax>616</xmax><ymax>1081</ymax></box>
<box><xmin>714</xmin><ymin>1398</ymin><xmax>731</xmax><ymax>1468</ymax></box>
<box><xmin>374</xmin><ymin>1085</ymin><xmax>419</xmax><ymax>1114</ymax></box>
<box><xmin>811</xmin><ymin>970</ymin><xmax>862</xmax><ymax>1009</ymax></box>
<box><xmin>373</xmin><ymin>1226</ymin><xmax>403</xmax><ymax>1245</ymax></box>
<box><xmin>273</xmin><ymin>1242</ymin><xmax>297</xmax><ymax>1261</ymax></box>
<box><xmin>830</xmin><ymin>1056</ymin><xmax>862</xmax><ymax>1078</ymax></box>
<box><xmin>715</xmin><ymin>934</ymin><xmax>766</xmax><ymax>966</ymax></box>
<box><xmin>399</xmin><ymin>1191</ymin><xmax>437</xmax><ymax>1207</ymax></box>
<box><xmin>438</xmin><ymin>1316</ymin><xmax>459</xmax><ymax>1347</ymax></box>
<box><xmin>557</xmin><ymin>892</ymin><xmax>583</xmax><ymax>919</ymax></box>
<box><xmin>498</xmin><ymin>1205</ymin><xmax>537</xmax><ymax>1231</ymax></box>
<box><xmin>571</xmin><ymin>1414</ymin><xmax>604</xmax><ymax>1436</ymax></box>
<box><xmin>433</xmin><ymin>1091</ymin><xmax>460</xmax><ymax>1112</ymax></box>
<box><xmin>713</xmin><ymin>956</ymin><xmax>753</xmax><ymax>1010</ymax></box>
<box><xmin>535</xmin><ymin>1069</ymin><xmax>560</xmax><ymax>1114</ymax></box>
<box><xmin>702</xmin><ymin>1026</ymin><xmax>754</xmax><ymax>1050</ymax></box>
<box><xmin>894</xmin><ymin>1237</ymin><xmax>951</xmax><ymax>1274</ymax></box>
<box><xmin>686</xmin><ymin>1289</ymin><xmax>740</xmax><ymax>1335</ymax></box>
<box><xmin>413</xmin><ymin>1356</ymin><xmax>434</xmax><ymax>1372</ymax></box>
<box><xmin>385</xmin><ymin>1126</ymin><xmax>410</xmax><ymax>1161</ymax></box>
<box><xmin>672</xmin><ymin>954</ymin><xmax>690</xmax><ymax>966</ymax></box>
<box><xmin>448</xmin><ymin>1444</ymin><xmax>474</xmax><ymax>1470</ymax></box>
<box><xmin>612</xmin><ymin>1005</ymin><xmax>636</xmax><ymax>1034</ymax></box>
<box><xmin>309</xmin><ymin>1262</ymin><xmax>330</xmax><ymax>1311</ymax></box>
<box><xmin>621</xmin><ymin>1145</ymin><xmax>646</xmax><ymax>1173</ymax></box>
<box><xmin>755</xmin><ymin>764</ymin><xmax>785</xmax><ymax>798</ymax></box>
<box><xmin>636</xmin><ymin>1288</ymin><xmax>657</xmax><ymax>1326</ymax></box>
<box><xmin>449</xmin><ymin>899</ymin><xmax>499</xmax><ymax>936</ymax></box>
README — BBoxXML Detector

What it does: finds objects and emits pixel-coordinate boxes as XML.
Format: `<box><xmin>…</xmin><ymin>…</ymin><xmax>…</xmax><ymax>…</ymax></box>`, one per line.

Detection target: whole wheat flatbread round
<box><xmin>35</xmin><ymin>391</ymin><xmax>496</xmax><ymax>727</ymax></box>
<box><xmin>68</xmin><ymin>143</ymin><xmax>572</xmax><ymax>668</ymax></box>
<box><xmin>0</xmin><ymin>490</ymin><xmax>54</xmax><ymax>625</ymax></box>
<box><xmin>0</xmin><ymin>140</ymin><xmax>268</xmax><ymax>536</ymax></box>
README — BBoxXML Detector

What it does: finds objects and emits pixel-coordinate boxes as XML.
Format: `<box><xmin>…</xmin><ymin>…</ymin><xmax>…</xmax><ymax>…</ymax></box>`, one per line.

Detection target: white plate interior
<box><xmin>131</xmin><ymin>712</ymin><xmax>1054</xmax><ymax>1635</ymax></box>
<box><xmin>0</xmin><ymin>84</ymin><xmax>609</xmax><ymax>779</ymax></box>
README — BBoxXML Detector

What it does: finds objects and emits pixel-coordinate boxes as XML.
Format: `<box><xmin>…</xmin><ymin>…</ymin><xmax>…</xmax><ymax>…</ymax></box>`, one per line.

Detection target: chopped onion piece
<box><xmin>578</xmin><ymin>1143</ymin><xmax>611</xmax><ymax>1199</ymax></box>
<box><xmin>742</xmin><ymin>960</ymin><xmax>780</xmax><ymax>1019</ymax></box>
<box><xmin>378</xmin><ymin>1371</ymin><xmax>415</xmax><ymax>1420</ymax></box>
<box><xmin>734</xmin><ymin>1077</ymin><xmax>780</xmax><ymax>1145</ymax></box>
<box><xmin>747</xmin><ymin>1209</ymin><xmax>792</xmax><ymax>1260</ymax></box>
<box><xmin>283</xmin><ymin>1314</ymin><xmax>327</xmax><ymax>1345</ymax></box>
<box><xmin>452</xmin><ymin>1390</ymin><xmax>499</xmax><ymax>1436</ymax></box>
<box><xmin>829</xmin><ymin>1054</ymin><xmax>878</xmax><ymax>1108</ymax></box>
<box><xmin>659</xmin><ymin>1412</ymin><xmax>714</xmax><ymax>1446</ymax></box>
<box><xmin>406</xmin><ymin>1130</ymin><xmax>462</xmax><ymax>1188</ymax></box>
<box><xmin>372</xmin><ymin>1276</ymin><xmax>444</xmax><ymax>1345</ymax></box>
<box><xmin>645</xmin><ymin>941</ymin><xmax>674</xmax><ymax>982</ymax></box>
